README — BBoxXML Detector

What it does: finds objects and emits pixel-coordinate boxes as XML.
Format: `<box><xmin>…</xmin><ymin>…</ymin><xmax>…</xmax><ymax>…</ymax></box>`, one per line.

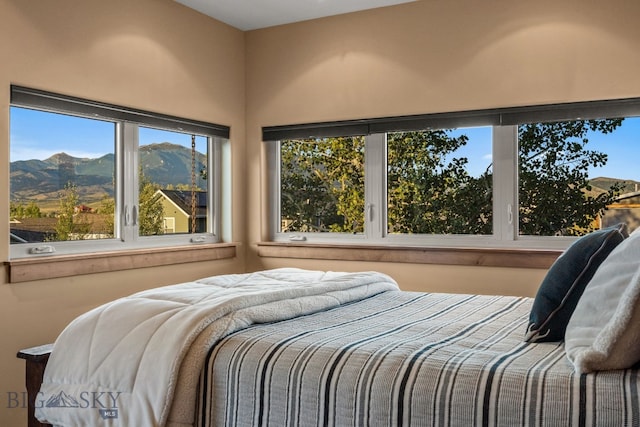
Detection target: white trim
<box><xmin>9</xmin><ymin>99</ymin><xmax>226</xmax><ymax>260</ymax></box>
<box><xmin>364</xmin><ymin>133</ymin><xmax>386</xmax><ymax>240</ymax></box>
<box><xmin>269</xmin><ymin>127</ymin><xmax>579</xmax><ymax>251</ymax></box>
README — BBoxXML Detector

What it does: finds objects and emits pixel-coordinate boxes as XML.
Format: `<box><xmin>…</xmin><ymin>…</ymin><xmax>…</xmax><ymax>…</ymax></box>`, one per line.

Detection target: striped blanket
<box><xmin>197</xmin><ymin>292</ymin><xmax>640</xmax><ymax>427</ymax></box>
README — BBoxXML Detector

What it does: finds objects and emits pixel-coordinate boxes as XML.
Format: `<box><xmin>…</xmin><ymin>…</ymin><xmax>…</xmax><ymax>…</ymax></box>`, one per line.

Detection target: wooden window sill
<box><xmin>257</xmin><ymin>242</ymin><xmax>560</xmax><ymax>269</ymax></box>
<box><xmin>6</xmin><ymin>243</ymin><xmax>237</xmax><ymax>283</ymax></box>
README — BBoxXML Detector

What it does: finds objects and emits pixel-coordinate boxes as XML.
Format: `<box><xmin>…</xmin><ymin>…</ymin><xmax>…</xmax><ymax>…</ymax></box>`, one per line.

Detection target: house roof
<box><xmin>610</xmin><ymin>191</ymin><xmax>640</xmax><ymax>206</ymax></box>
<box><xmin>10</xmin><ymin>214</ymin><xmax>111</xmax><ymax>243</ymax></box>
<box><xmin>158</xmin><ymin>189</ymin><xmax>207</xmax><ymax>218</ymax></box>
<box><xmin>615</xmin><ymin>190</ymin><xmax>640</xmax><ymax>200</ymax></box>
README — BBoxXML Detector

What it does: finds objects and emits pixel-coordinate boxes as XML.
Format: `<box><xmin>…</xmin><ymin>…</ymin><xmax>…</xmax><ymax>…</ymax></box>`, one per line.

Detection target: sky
<box><xmin>9</xmin><ymin>106</ymin><xmax>640</xmax><ymax>182</ymax></box>
<box><xmin>9</xmin><ymin>107</ymin><xmax>207</xmax><ymax>161</ymax></box>
<box><xmin>448</xmin><ymin>120</ymin><xmax>640</xmax><ymax>181</ymax></box>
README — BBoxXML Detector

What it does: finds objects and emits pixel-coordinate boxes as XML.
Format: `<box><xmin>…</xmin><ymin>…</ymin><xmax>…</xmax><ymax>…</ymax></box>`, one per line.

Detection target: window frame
<box><xmin>266</xmin><ymin>98</ymin><xmax>640</xmax><ymax>250</ymax></box>
<box><xmin>9</xmin><ymin>85</ymin><xmax>229</xmax><ymax>260</ymax></box>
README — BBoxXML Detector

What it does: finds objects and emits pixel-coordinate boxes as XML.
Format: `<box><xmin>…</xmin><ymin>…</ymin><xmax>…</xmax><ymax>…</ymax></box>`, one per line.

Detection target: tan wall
<box><xmin>245</xmin><ymin>0</ymin><xmax>640</xmax><ymax>290</ymax></box>
<box><xmin>0</xmin><ymin>0</ymin><xmax>245</xmax><ymax>425</ymax></box>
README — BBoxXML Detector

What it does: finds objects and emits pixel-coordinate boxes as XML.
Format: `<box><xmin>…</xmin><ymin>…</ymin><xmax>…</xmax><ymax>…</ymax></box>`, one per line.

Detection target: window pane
<box><xmin>518</xmin><ymin>118</ymin><xmax>640</xmax><ymax>236</ymax></box>
<box><xmin>387</xmin><ymin>127</ymin><xmax>493</xmax><ymax>235</ymax></box>
<box><xmin>280</xmin><ymin>137</ymin><xmax>365</xmax><ymax>233</ymax></box>
<box><xmin>10</xmin><ymin>107</ymin><xmax>115</xmax><ymax>244</ymax></box>
<box><xmin>138</xmin><ymin>127</ymin><xmax>208</xmax><ymax>236</ymax></box>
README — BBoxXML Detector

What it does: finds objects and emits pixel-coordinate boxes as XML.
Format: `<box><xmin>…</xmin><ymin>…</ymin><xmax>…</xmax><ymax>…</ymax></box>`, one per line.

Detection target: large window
<box><xmin>387</xmin><ymin>127</ymin><xmax>493</xmax><ymax>235</ymax></box>
<box><xmin>518</xmin><ymin>118</ymin><xmax>640</xmax><ymax>236</ymax></box>
<box><xmin>280</xmin><ymin>137</ymin><xmax>365</xmax><ymax>234</ymax></box>
<box><xmin>9</xmin><ymin>86</ymin><xmax>229</xmax><ymax>259</ymax></box>
<box><xmin>10</xmin><ymin>108</ymin><xmax>116</xmax><ymax>244</ymax></box>
<box><xmin>138</xmin><ymin>127</ymin><xmax>210</xmax><ymax>236</ymax></box>
<box><xmin>267</xmin><ymin>100</ymin><xmax>640</xmax><ymax>249</ymax></box>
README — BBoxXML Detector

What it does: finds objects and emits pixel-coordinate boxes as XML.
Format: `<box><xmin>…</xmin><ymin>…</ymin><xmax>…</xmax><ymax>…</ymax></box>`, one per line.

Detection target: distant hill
<box><xmin>139</xmin><ymin>142</ymin><xmax>206</xmax><ymax>188</ymax></box>
<box><xmin>590</xmin><ymin>177</ymin><xmax>640</xmax><ymax>196</ymax></box>
<box><xmin>10</xmin><ymin>142</ymin><xmax>206</xmax><ymax>209</ymax></box>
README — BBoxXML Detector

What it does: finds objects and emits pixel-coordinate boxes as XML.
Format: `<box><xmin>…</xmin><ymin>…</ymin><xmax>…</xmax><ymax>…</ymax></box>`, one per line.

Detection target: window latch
<box><xmin>366</xmin><ymin>203</ymin><xmax>374</xmax><ymax>222</ymax></box>
<box><xmin>29</xmin><ymin>245</ymin><xmax>55</xmax><ymax>255</ymax></box>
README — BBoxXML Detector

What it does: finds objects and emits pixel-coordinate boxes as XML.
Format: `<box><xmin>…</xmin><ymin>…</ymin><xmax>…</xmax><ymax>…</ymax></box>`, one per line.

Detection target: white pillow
<box><xmin>565</xmin><ymin>228</ymin><xmax>640</xmax><ymax>373</ymax></box>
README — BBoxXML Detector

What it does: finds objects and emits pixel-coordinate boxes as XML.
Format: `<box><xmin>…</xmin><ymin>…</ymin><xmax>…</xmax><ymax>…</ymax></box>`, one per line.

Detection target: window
<box><xmin>138</xmin><ymin>127</ymin><xmax>210</xmax><ymax>236</ymax></box>
<box><xmin>10</xmin><ymin>108</ymin><xmax>116</xmax><ymax>244</ymax></box>
<box><xmin>517</xmin><ymin>118</ymin><xmax>640</xmax><ymax>236</ymax></box>
<box><xmin>267</xmin><ymin>99</ymin><xmax>640</xmax><ymax>249</ymax></box>
<box><xmin>387</xmin><ymin>127</ymin><xmax>493</xmax><ymax>235</ymax></box>
<box><xmin>9</xmin><ymin>86</ymin><xmax>229</xmax><ymax>259</ymax></box>
<box><xmin>279</xmin><ymin>136</ymin><xmax>365</xmax><ymax>234</ymax></box>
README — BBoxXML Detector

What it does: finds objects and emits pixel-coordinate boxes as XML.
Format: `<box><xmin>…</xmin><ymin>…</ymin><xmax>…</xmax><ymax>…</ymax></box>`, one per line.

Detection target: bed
<box><xmin>20</xmin><ymin>223</ymin><xmax>640</xmax><ymax>427</ymax></box>
<box><xmin>195</xmin><ymin>290</ymin><xmax>639</xmax><ymax>427</ymax></box>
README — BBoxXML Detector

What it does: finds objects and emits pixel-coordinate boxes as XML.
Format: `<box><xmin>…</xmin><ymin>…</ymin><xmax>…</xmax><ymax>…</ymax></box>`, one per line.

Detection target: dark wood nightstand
<box><xmin>17</xmin><ymin>344</ymin><xmax>53</xmax><ymax>427</ymax></box>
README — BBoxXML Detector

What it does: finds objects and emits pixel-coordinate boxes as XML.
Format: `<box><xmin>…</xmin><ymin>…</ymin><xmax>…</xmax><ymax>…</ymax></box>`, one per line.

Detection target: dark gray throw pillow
<box><xmin>525</xmin><ymin>223</ymin><xmax>629</xmax><ymax>343</ymax></box>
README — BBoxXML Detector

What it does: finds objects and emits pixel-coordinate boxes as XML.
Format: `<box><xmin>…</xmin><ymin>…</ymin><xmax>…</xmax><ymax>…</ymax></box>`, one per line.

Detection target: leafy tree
<box><xmin>387</xmin><ymin>131</ymin><xmax>492</xmax><ymax>234</ymax></box>
<box><xmin>138</xmin><ymin>170</ymin><xmax>165</xmax><ymax>236</ymax></box>
<box><xmin>10</xmin><ymin>201</ymin><xmax>42</xmax><ymax>220</ymax></box>
<box><xmin>98</xmin><ymin>194</ymin><xmax>115</xmax><ymax>238</ymax></box>
<box><xmin>519</xmin><ymin>119</ymin><xmax>624</xmax><ymax>236</ymax></box>
<box><xmin>54</xmin><ymin>183</ymin><xmax>91</xmax><ymax>241</ymax></box>
<box><xmin>281</xmin><ymin>137</ymin><xmax>365</xmax><ymax>233</ymax></box>
<box><xmin>280</xmin><ymin>120</ymin><xmax>623</xmax><ymax>237</ymax></box>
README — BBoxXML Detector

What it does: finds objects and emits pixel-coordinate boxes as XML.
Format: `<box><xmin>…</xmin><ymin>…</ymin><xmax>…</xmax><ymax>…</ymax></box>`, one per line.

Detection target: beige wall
<box><xmin>245</xmin><ymin>0</ymin><xmax>640</xmax><ymax>290</ymax></box>
<box><xmin>0</xmin><ymin>0</ymin><xmax>245</xmax><ymax>425</ymax></box>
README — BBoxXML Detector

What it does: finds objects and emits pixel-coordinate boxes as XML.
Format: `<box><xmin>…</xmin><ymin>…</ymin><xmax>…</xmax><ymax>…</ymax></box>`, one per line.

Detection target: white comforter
<box><xmin>36</xmin><ymin>268</ymin><xmax>398</xmax><ymax>427</ymax></box>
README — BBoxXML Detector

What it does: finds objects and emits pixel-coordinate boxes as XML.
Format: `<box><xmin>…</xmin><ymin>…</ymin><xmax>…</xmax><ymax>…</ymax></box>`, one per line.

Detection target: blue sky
<box><xmin>9</xmin><ymin>107</ymin><xmax>207</xmax><ymax>161</ymax></box>
<box><xmin>448</xmin><ymin>120</ymin><xmax>640</xmax><ymax>181</ymax></box>
<box><xmin>10</xmin><ymin>106</ymin><xmax>640</xmax><ymax>181</ymax></box>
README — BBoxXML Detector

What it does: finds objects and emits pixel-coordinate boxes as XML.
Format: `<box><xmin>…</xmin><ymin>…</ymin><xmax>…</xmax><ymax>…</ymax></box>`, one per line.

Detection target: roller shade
<box><xmin>11</xmin><ymin>85</ymin><xmax>230</xmax><ymax>139</ymax></box>
<box><xmin>263</xmin><ymin>97</ymin><xmax>640</xmax><ymax>141</ymax></box>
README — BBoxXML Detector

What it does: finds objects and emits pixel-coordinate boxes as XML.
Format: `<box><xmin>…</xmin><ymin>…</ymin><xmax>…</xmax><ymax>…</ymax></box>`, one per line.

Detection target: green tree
<box><xmin>10</xmin><ymin>201</ymin><xmax>42</xmax><ymax>219</ymax></box>
<box><xmin>280</xmin><ymin>120</ymin><xmax>623</xmax><ymax>237</ymax></box>
<box><xmin>54</xmin><ymin>183</ymin><xmax>91</xmax><ymax>241</ymax></box>
<box><xmin>138</xmin><ymin>171</ymin><xmax>165</xmax><ymax>236</ymax></box>
<box><xmin>518</xmin><ymin>119</ymin><xmax>624</xmax><ymax>236</ymax></box>
<box><xmin>387</xmin><ymin>130</ymin><xmax>492</xmax><ymax>234</ymax></box>
<box><xmin>98</xmin><ymin>194</ymin><xmax>115</xmax><ymax>238</ymax></box>
<box><xmin>281</xmin><ymin>137</ymin><xmax>364</xmax><ymax>233</ymax></box>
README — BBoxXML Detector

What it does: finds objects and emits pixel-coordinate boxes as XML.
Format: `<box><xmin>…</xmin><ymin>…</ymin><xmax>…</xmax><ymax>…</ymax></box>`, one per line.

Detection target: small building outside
<box><xmin>600</xmin><ymin>191</ymin><xmax>640</xmax><ymax>232</ymax></box>
<box><xmin>156</xmin><ymin>189</ymin><xmax>207</xmax><ymax>234</ymax></box>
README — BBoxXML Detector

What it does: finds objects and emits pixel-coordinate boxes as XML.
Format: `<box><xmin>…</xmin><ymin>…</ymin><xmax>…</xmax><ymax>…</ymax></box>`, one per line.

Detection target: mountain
<box><xmin>139</xmin><ymin>142</ymin><xmax>206</xmax><ymax>187</ymax></box>
<box><xmin>10</xmin><ymin>143</ymin><xmax>206</xmax><ymax>207</ymax></box>
<box><xmin>590</xmin><ymin>177</ymin><xmax>640</xmax><ymax>195</ymax></box>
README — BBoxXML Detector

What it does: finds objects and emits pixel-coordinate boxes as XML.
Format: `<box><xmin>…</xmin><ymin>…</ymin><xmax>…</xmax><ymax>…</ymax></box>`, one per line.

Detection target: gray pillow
<box><xmin>525</xmin><ymin>223</ymin><xmax>628</xmax><ymax>343</ymax></box>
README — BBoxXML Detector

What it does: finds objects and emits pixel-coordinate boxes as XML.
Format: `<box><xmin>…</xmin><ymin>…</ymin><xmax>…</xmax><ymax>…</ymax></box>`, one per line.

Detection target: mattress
<box><xmin>196</xmin><ymin>291</ymin><xmax>640</xmax><ymax>427</ymax></box>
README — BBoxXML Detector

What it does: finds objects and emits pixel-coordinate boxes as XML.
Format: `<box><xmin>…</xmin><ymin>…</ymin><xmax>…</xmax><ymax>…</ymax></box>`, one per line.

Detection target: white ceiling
<box><xmin>175</xmin><ymin>0</ymin><xmax>416</xmax><ymax>31</ymax></box>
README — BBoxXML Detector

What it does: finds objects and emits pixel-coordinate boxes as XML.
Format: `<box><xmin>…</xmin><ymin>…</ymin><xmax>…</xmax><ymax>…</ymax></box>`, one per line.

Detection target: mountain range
<box><xmin>10</xmin><ymin>142</ymin><xmax>207</xmax><ymax>209</ymax></box>
<box><xmin>10</xmin><ymin>143</ymin><xmax>640</xmax><ymax>210</ymax></box>
<box><xmin>590</xmin><ymin>176</ymin><xmax>640</xmax><ymax>195</ymax></box>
